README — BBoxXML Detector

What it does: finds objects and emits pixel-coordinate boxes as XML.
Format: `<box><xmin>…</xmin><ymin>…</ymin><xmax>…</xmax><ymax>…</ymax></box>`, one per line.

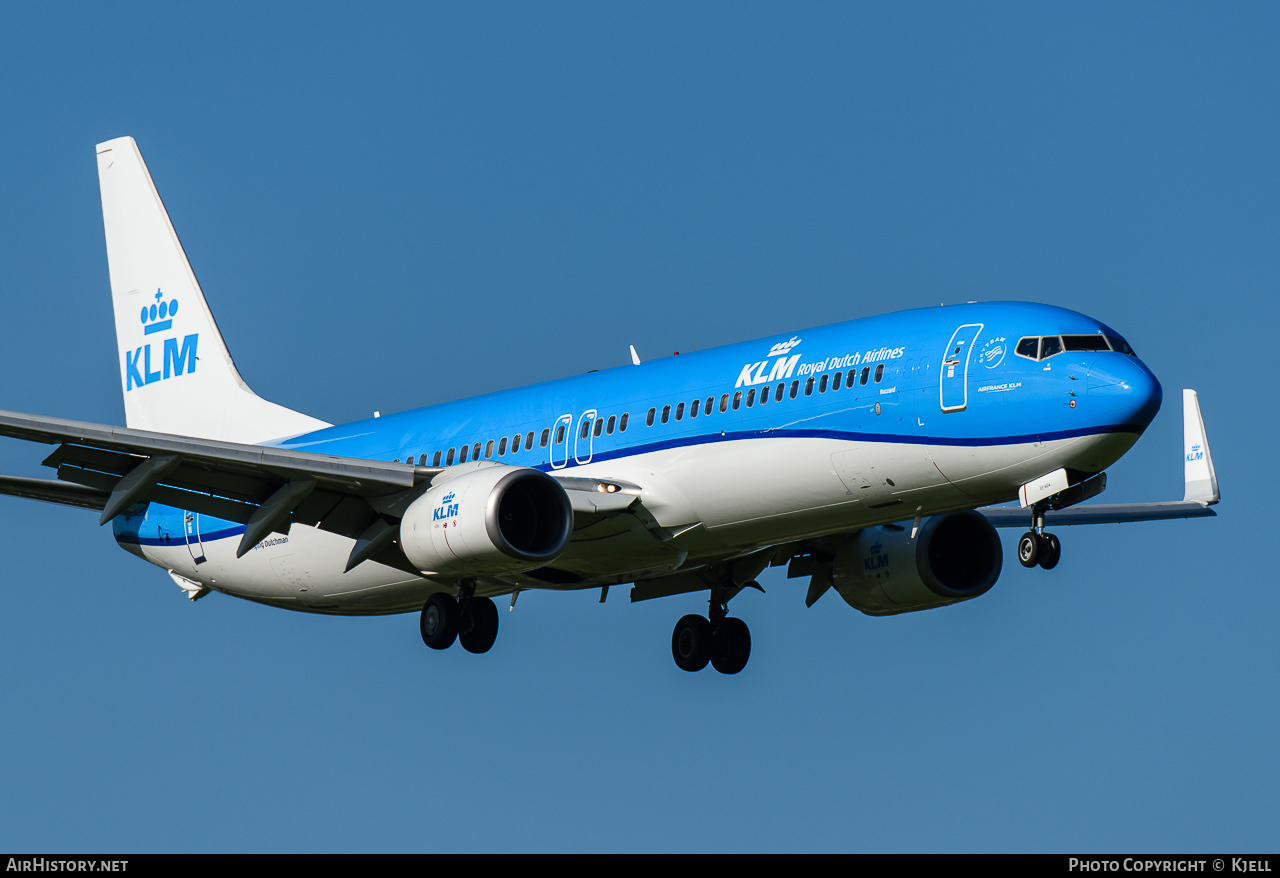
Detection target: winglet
<box><xmin>629</xmin><ymin>345</ymin><xmax>641</xmax><ymax>366</ymax></box>
<box><xmin>1182</xmin><ymin>389</ymin><xmax>1219</xmax><ymax>504</ymax></box>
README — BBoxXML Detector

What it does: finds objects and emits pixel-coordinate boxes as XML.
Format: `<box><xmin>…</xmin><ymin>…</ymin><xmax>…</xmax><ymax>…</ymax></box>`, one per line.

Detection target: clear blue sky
<box><xmin>0</xmin><ymin>3</ymin><xmax>1275</xmax><ymax>852</ymax></box>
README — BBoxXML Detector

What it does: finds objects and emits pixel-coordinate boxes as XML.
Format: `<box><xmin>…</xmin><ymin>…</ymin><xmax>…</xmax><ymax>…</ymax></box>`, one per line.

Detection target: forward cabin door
<box><xmin>939</xmin><ymin>323</ymin><xmax>984</xmax><ymax>413</ymax></box>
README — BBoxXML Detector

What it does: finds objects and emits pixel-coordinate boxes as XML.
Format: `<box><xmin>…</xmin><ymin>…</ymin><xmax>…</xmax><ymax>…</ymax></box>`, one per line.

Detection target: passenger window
<box><xmin>804</xmin><ymin>377</ymin><xmax>814</xmax><ymax>396</ymax></box>
<box><xmin>818</xmin><ymin>374</ymin><xmax>828</xmax><ymax>393</ymax></box>
<box><xmin>606</xmin><ymin>415</ymin><xmax>616</xmax><ymax>434</ymax></box>
<box><xmin>746</xmin><ymin>388</ymin><xmax>755</xmax><ymax>407</ymax></box>
<box><xmin>594</xmin><ymin>418</ymin><xmax>604</xmax><ymax>437</ymax></box>
<box><xmin>1040</xmin><ymin>336</ymin><xmax>1063</xmax><ymax>358</ymax></box>
<box><xmin>446</xmin><ymin>448</ymin><xmax>456</xmax><ymax>465</ymax></box>
<box><xmin>555</xmin><ymin>425</ymin><xmax>565</xmax><ymax>444</ymax></box>
<box><xmin>847</xmin><ymin>371</ymin><xmax>857</xmax><ymax>389</ymax></box>
<box><xmin>1016</xmin><ymin>337</ymin><xmax>1039</xmax><ymax>359</ymax></box>
<box><xmin>758</xmin><ymin>386</ymin><xmax>767</xmax><ymax>406</ymax></box>
<box><xmin>646</xmin><ymin>408</ymin><xmax>656</xmax><ymax>427</ymax></box>
<box><xmin>473</xmin><ymin>442</ymin><xmax>481</xmax><ymax>460</ymax></box>
<box><xmin>776</xmin><ymin>383</ymin><xmax>784</xmax><ymax>402</ymax></box>
<box><xmin>526</xmin><ymin>431</ymin><xmax>535</xmax><ymax>449</ymax></box>
<box><xmin>832</xmin><ymin>371</ymin><xmax>842</xmax><ymax>391</ymax></box>
<box><xmin>580</xmin><ymin>420</ymin><xmax>590</xmax><ymax>440</ymax></box>
<box><xmin>790</xmin><ymin>380</ymin><xmax>799</xmax><ymax>399</ymax></box>
<box><xmin>620</xmin><ymin>413</ymin><xmax>629</xmax><ymax>431</ymax></box>
<box><xmin>675</xmin><ymin>402</ymin><xmax>685</xmax><ymax>420</ymax></box>
<box><xmin>688</xmin><ymin>399</ymin><xmax>698</xmax><ymax>418</ymax></box>
<box><xmin>732</xmin><ymin>391</ymin><xmax>742</xmax><ymax>410</ymax></box>
<box><xmin>512</xmin><ymin>434</ymin><xmax>521</xmax><ymax>453</ymax></box>
<box><xmin>459</xmin><ymin>445</ymin><xmax>469</xmax><ymax>463</ymax></box>
<box><xmin>661</xmin><ymin>405</ymin><xmax>670</xmax><ymax>424</ymax></box>
<box><xmin>705</xmin><ymin>397</ymin><xmax>713</xmax><ymax>416</ymax></box>
<box><xmin>874</xmin><ymin>363</ymin><xmax>884</xmax><ymax>383</ymax></box>
<box><xmin>720</xmin><ymin>394</ymin><xmax>729</xmax><ymax>413</ymax></box>
<box><xmin>540</xmin><ymin>428</ymin><xmax>549</xmax><ymax>448</ymax></box>
<box><xmin>498</xmin><ymin>437</ymin><xmax>507</xmax><ymax>456</ymax></box>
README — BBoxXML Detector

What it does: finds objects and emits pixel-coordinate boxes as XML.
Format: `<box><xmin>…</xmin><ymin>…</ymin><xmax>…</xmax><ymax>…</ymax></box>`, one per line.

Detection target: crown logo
<box><xmin>869</xmin><ymin>542</ymin><xmax>882</xmax><ymax>554</ymax></box>
<box><xmin>767</xmin><ymin>336</ymin><xmax>802</xmax><ymax>357</ymax></box>
<box><xmin>140</xmin><ymin>288</ymin><xmax>180</xmax><ymax>335</ymax></box>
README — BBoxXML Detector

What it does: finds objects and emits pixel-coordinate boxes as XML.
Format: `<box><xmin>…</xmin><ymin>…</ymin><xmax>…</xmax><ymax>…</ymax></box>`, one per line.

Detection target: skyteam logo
<box><xmin>125</xmin><ymin>287</ymin><xmax>198</xmax><ymax>391</ymax></box>
<box><xmin>979</xmin><ymin>336</ymin><xmax>1007</xmax><ymax>369</ymax></box>
<box><xmin>736</xmin><ymin>337</ymin><xmax>803</xmax><ymax>388</ymax></box>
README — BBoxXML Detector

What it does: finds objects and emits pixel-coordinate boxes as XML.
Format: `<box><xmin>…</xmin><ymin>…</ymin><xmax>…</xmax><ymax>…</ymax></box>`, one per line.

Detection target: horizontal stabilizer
<box><xmin>979</xmin><ymin>388</ymin><xmax>1220</xmax><ymax>528</ymax></box>
<box><xmin>0</xmin><ymin>475</ymin><xmax>108</xmax><ymax>511</ymax></box>
<box><xmin>981</xmin><ymin>501</ymin><xmax>1215</xmax><ymax>528</ymax></box>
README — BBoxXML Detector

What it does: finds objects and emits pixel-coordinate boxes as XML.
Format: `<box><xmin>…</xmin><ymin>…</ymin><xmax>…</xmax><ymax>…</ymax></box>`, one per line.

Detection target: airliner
<box><xmin>0</xmin><ymin>137</ymin><xmax>1220</xmax><ymax>674</ymax></box>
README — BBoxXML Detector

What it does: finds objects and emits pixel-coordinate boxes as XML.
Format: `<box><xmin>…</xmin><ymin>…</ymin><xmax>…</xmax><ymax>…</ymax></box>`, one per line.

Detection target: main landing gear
<box><xmin>671</xmin><ymin>584</ymin><xmax>754</xmax><ymax>675</ymax></box>
<box><xmin>1018</xmin><ymin>504</ymin><xmax>1060</xmax><ymax>570</ymax></box>
<box><xmin>420</xmin><ymin>585</ymin><xmax>499</xmax><ymax>654</ymax></box>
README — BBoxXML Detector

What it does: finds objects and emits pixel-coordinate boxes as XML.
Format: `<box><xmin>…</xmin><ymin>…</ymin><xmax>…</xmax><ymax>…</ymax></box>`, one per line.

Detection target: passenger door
<box><xmin>574</xmin><ymin>409</ymin><xmax>598</xmax><ymax>465</ymax></box>
<box><xmin>550</xmin><ymin>413</ymin><xmax>573</xmax><ymax>469</ymax></box>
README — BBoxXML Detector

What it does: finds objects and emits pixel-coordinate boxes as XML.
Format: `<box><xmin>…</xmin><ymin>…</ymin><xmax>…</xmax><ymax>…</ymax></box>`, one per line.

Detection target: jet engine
<box><xmin>399</xmin><ymin>464</ymin><xmax>573</xmax><ymax>578</ymax></box>
<box><xmin>831</xmin><ymin>511</ymin><xmax>1002</xmax><ymax>615</ymax></box>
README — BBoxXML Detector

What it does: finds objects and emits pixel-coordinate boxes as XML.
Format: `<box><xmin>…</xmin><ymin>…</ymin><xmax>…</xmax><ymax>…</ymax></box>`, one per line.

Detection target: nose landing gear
<box><xmin>1018</xmin><ymin>504</ymin><xmax>1061</xmax><ymax>570</ymax></box>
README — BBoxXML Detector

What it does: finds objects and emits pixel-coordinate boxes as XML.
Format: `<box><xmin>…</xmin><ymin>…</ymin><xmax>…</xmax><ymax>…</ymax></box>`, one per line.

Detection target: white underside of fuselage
<box><xmin>129</xmin><ymin>430</ymin><xmax>1138</xmax><ymax>615</ymax></box>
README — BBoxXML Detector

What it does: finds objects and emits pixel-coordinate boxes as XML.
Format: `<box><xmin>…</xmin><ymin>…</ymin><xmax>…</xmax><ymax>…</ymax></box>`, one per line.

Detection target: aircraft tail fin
<box><xmin>95</xmin><ymin>137</ymin><xmax>330</xmax><ymax>444</ymax></box>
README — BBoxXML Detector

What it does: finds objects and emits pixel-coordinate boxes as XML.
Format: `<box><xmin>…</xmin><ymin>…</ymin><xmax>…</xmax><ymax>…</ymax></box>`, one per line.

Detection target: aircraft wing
<box><xmin>979</xmin><ymin>389</ymin><xmax>1220</xmax><ymax>528</ymax></box>
<box><xmin>0</xmin><ymin>408</ymin><xmax>444</xmax><ymax>568</ymax></box>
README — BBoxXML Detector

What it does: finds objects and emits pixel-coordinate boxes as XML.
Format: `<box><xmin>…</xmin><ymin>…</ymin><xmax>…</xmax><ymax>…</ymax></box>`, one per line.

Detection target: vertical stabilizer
<box><xmin>1182</xmin><ymin>389</ymin><xmax>1219</xmax><ymax>504</ymax></box>
<box><xmin>96</xmin><ymin>137</ymin><xmax>330</xmax><ymax>444</ymax></box>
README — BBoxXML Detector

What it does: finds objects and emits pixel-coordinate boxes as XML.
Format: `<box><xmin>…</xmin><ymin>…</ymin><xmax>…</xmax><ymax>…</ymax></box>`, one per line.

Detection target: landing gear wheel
<box><xmin>420</xmin><ymin>593</ymin><xmax>459</xmax><ymax>650</ymax></box>
<box><xmin>672</xmin><ymin>614</ymin><xmax>711</xmax><ymax>672</ymax></box>
<box><xmin>1038</xmin><ymin>533</ymin><xmax>1061</xmax><ymax>570</ymax></box>
<box><xmin>1018</xmin><ymin>532</ymin><xmax>1040</xmax><ymax>568</ymax></box>
<box><xmin>458</xmin><ymin>596</ymin><xmax>499</xmax><ymax>654</ymax></box>
<box><xmin>711</xmin><ymin>617</ymin><xmax>751</xmax><ymax>675</ymax></box>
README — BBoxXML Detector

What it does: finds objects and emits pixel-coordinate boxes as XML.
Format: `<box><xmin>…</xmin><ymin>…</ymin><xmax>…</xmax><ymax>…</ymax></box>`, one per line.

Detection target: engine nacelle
<box><xmin>399</xmin><ymin>464</ymin><xmax>573</xmax><ymax>578</ymax></box>
<box><xmin>831</xmin><ymin>511</ymin><xmax>1002</xmax><ymax>615</ymax></box>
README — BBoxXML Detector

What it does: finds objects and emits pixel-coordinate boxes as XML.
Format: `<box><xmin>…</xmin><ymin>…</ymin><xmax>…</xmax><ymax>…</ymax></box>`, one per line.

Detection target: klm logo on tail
<box><xmin>125</xmin><ymin>289</ymin><xmax>198</xmax><ymax>391</ymax></box>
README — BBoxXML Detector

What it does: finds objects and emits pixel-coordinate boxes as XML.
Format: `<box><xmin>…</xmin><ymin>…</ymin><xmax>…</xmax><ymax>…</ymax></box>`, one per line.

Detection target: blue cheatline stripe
<box><xmin>116</xmin><ymin>524</ymin><xmax>245</xmax><ymax>547</ymax></box>
<box><xmin>113</xmin><ymin>422</ymin><xmax>1141</xmax><ymax>541</ymax></box>
<box><xmin>534</xmin><ymin>422</ymin><xmax>1144</xmax><ymax>471</ymax></box>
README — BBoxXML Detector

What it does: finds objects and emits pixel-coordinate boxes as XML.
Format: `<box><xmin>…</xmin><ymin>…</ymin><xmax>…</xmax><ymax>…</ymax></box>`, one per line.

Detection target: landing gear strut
<box><xmin>670</xmin><ymin>583</ymin><xmax>753</xmax><ymax>675</ymax></box>
<box><xmin>1018</xmin><ymin>505</ymin><xmax>1061</xmax><ymax>570</ymax></box>
<box><xmin>420</xmin><ymin>583</ymin><xmax>499</xmax><ymax>653</ymax></box>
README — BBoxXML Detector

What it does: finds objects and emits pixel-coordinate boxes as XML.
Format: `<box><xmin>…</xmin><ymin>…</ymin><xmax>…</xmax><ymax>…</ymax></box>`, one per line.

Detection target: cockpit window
<box><xmin>1017</xmin><ymin>333</ymin><xmax>1136</xmax><ymax>360</ymax></box>
<box><xmin>1062</xmin><ymin>335</ymin><xmax>1110</xmax><ymax>352</ymax></box>
<box><xmin>1106</xmin><ymin>335</ymin><xmax>1135</xmax><ymax>355</ymax></box>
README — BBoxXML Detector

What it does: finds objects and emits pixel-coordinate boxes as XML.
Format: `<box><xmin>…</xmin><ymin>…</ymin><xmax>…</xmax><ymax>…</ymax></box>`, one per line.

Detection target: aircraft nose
<box><xmin>1087</xmin><ymin>352</ymin><xmax>1162</xmax><ymax>429</ymax></box>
